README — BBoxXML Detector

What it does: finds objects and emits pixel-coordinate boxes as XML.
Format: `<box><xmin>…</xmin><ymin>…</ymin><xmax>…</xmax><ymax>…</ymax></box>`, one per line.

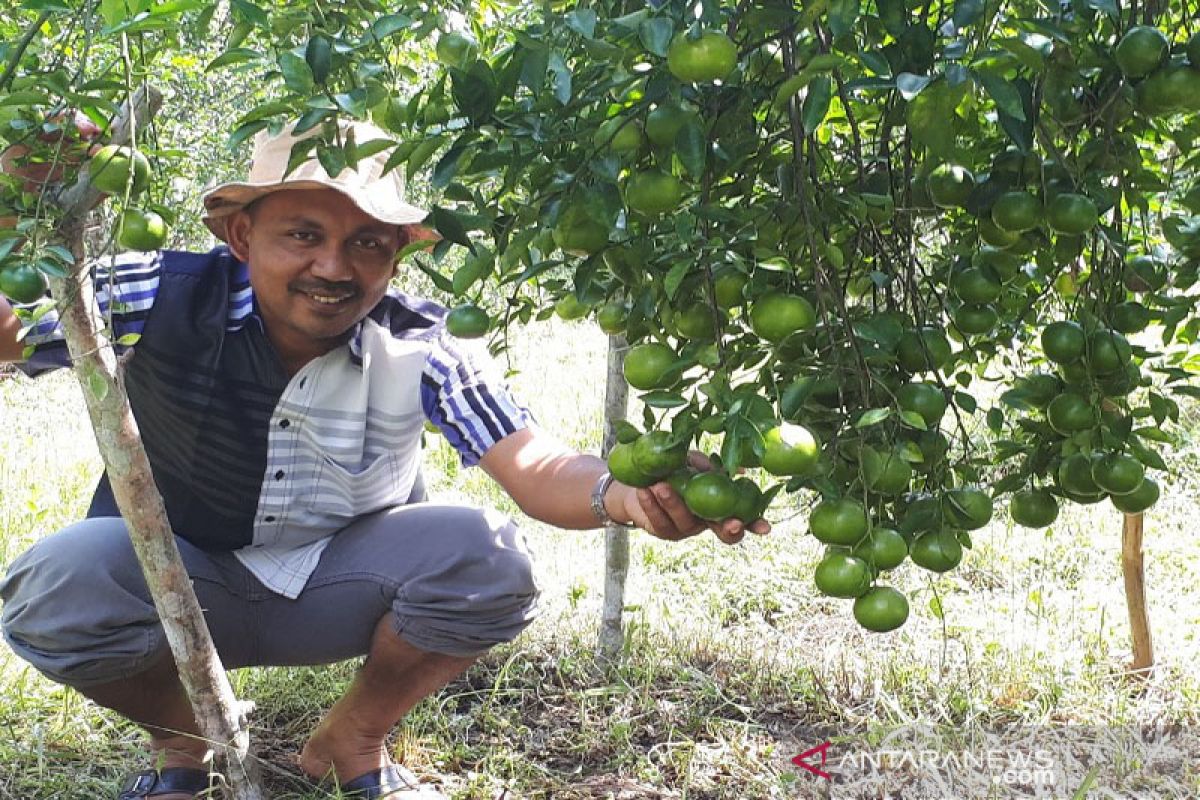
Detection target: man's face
<box><xmin>226</xmin><ymin>188</ymin><xmax>404</xmax><ymax>370</ymax></box>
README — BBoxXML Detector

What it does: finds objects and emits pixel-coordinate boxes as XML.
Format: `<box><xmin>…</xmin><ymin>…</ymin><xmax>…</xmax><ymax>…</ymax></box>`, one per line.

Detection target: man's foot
<box><xmin>339</xmin><ymin>764</ymin><xmax>447</xmax><ymax>799</ymax></box>
<box><xmin>116</xmin><ymin>767</ymin><xmax>210</xmax><ymax>799</ymax></box>
<box><xmin>297</xmin><ymin>709</ymin><xmax>388</xmax><ymax>784</ymax></box>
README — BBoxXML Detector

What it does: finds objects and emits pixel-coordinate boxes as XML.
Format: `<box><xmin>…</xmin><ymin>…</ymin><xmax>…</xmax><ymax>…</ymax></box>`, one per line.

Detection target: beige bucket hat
<box><xmin>201</xmin><ymin>119</ymin><xmax>428</xmax><ymax>243</ymax></box>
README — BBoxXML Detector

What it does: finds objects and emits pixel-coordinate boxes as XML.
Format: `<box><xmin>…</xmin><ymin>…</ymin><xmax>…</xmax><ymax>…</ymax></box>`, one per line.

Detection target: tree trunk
<box><xmin>1121</xmin><ymin>511</ymin><xmax>1153</xmax><ymax>676</ymax></box>
<box><xmin>597</xmin><ymin>334</ymin><xmax>630</xmax><ymax>660</ymax></box>
<box><xmin>52</xmin><ymin>86</ymin><xmax>264</xmax><ymax>799</ymax></box>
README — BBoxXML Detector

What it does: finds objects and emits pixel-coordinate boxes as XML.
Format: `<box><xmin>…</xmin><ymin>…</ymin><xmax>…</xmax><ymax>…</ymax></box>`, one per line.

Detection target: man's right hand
<box><xmin>0</xmin><ymin>296</ymin><xmax>26</xmax><ymax>363</ymax></box>
<box><xmin>0</xmin><ymin>109</ymin><xmax>102</xmax><ymax>196</ymax></box>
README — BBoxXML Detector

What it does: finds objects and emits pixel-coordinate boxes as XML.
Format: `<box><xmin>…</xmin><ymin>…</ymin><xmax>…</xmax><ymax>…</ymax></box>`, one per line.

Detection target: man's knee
<box><xmin>392</xmin><ymin>506</ymin><xmax>540</xmax><ymax>657</ymax></box>
<box><xmin>1</xmin><ymin>518</ymin><xmax>163</xmax><ymax>687</ymax></box>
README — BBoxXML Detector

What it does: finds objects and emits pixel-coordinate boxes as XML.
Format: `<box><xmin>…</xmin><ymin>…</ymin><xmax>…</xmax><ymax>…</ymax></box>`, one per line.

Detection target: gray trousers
<box><xmin>0</xmin><ymin>503</ymin><xmax>540</xmax><ymax>689</ymax></box>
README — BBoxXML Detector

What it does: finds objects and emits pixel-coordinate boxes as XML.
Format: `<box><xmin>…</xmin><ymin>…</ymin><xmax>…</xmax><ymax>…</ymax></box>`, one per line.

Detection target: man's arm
<box><xmin>479</xmin><ymin>426</ymin><xmax>769</xmax><ymax>545</ymax></box>
<box><xmin>0</xmin><ymin>297</ymin><xmax>25</xmax><ymax>362</ymax></box>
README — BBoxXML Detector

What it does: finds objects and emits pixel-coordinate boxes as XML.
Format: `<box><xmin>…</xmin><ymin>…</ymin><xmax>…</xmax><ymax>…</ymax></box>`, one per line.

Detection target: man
<box><xmin>0</xmin><ymin>119</ymin><xmax>769</xmax><ymax>799</ymax></box>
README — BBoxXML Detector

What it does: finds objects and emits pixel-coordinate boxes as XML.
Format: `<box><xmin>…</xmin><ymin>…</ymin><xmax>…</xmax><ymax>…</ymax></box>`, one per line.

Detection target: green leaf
<box><xmin>519</xmin><ymin>46</ymin><xmax>550</xmax><ymax>95</ymax></box>
<box><xmin>34</xmin><ymin>257</ymin><xmax>67</xmax><ymax>278</ymax></box>
<box><xmin>855</xmin><ymin>407</ymin><xmax>891</xmax><ymax>428</ymax></box>
<box><xmin>895</xmin><ymin>72</ymin><xmax>932</xmax><ymax>101</ymax></box>
<box><xmin>638</xmin><ymin>18</ymin><xmax>674</xmax><ymax>58</ymax></box>
<box><xmin>366</xmin><ymin>13</ymin><xmax>413</xmax><ymax>42</ymax></box>
<box><xmin>0</xmin><ymin>91</ymin><xmax>51</xmax><ymax>107</ymax></box>
<box><xmin>431</xmin><ymin>145</ymin><xmax>464</xmax><ymax>190</ymax></box>
<box><xmin>828</xmin><ymin>0</ymin><xmax>860</xmax><ymax>38</ymax></box>
<box><xmin>412</xmin><ymin>258</ymin><xmax>454</xmax><ymax>293</ymax></box>
<box><xmin>664</xmin><ymin>260</ymin><xmax>690</xmax><ymax>300</ymax></box>
<box><xmin>994</xmin><ymin>37</ymin><xmax>1046</xmax><ymax>72</ymax></box>
<box><xmin>226</xmin><ymin>119</ymin><xmax>268</xmax><ymax>150</ymax></box>
<box><xmin>403</xmin><ymin>136</ymin><xmax>444</xmax><ymax>180</ymax></box>
<box><xmin>291</xmin><ymin>107</ymin><xmax>331</xmax><ymax>136</ymax></box>
<box><xmin>206</xmin><ymin>48</ymin><xmax>262</xmax><ymax>71</ymax></box>
<box><xmin>987</xmin><ymin>408</ymin><xmax>1004</xmax><ymax>433</ymax></box>
<box><xmin>431</xmin><ymin>206</ymin><xmax>473</xmax><ymax>249</ymax></box>
<box><xmin>802</xmin><ymin>76</ymin><xmax>832</xmax><ymax>135</ymax></box>
<box><xmin>100</xmin><ymin>0</ymin><xmax>128</xmax><ymax>27</ymax></box>
<box><xmin>278</xmin><ymin>51</ymin><xmax>313</xmax><ymax>93</ymax></box>
<box><xmin>116</xmin><ymin>333</ymin><xmax>141</xmax><ymax>346</ymax></box>
<box><xmin>906</xmin><ymin>79</ymin><xmax>962</xmax><ymax>153</ymax></box>
<box><xmin>86</xmin><ymin>368</ymin><xmax>109</xmax><ymax>402</ymax></box>
<box><xmin>953</xmin><ymin>391</ymin><xmax>977</xmax><ymax>414</ymax></box>
<box><xmin>877</xmin><ymin>0</ymin><xmax>906</xmax><ymax>37</ymax></box>
<box><xmin>975</xmin><ymin>70</ymin><xmax>1025</xmax><ymax>122</ymax></box>
<box><xmin>640</xmin><ymin>390</ymin><xmax>687</xmax><ymax>409</ymax></box>
<box><xmin>952</xmin><ymin>0</ymin><xmax>985</xmax><ymax>28</ymax></box>
<box><xmin>675</xmin><ymin>118</ymin><xmax>706</xmax><ymax>179</ymax></box>
<box><xmin>1127</xmin><ymin>436</ymin><xmax>1167</xmax><ymax>471</ymax></box>
<box><xmin>1085</xmin><ymin>0</ymin><xmax>1119</xmax><ymax>21</ymax></box>
<box><xmin>566</xmin><ymin>9</ymin><xmax>597</xmax><ymax>39</ymax></box>
<box><xmin>994</xmin><ymin>77</ymin><xmax>1034</xmax><ymax>153</ymax></box>
<box><xmin>451</xmin><ymin>61</ymin><xmax>499</xmax><ymax>122</ymax></box>
<box><xmin>230</xmin><ymin>0</ymin><xmax>269</xmax><ymax>27</ymax></box>
<box><xmin>548</xmin><ymin>52</ymin><xmax>571</xmax><ymax>105</ymax></box>
<box><xmin>305</xmin><ymin>35</ymin><xmax>333</xmax><ymax>85</ymax></box>
<box><xmin>899</xmin><ymin>410</ymin><xmax>928</xmax><ymax>430</ymax></box>
<box><xmin>316</xmin><ymin>145</ymin><xmax>346</xmax><ymax>178</ymax></box>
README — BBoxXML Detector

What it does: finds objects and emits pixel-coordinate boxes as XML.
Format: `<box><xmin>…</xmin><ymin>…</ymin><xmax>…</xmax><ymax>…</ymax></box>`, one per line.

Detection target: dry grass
<box><xmin>1</xmin><ymin>321</ymin><xmax>1198</xmax><ymax>799</ymax></box>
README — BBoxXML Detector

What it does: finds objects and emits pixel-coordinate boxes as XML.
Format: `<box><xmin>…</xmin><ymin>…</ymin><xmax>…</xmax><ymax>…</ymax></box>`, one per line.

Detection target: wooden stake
<box><xmin>597</xmin><ymin>334</ymin><xmax>630</xmax><ymax>661</ymax></box>
<box><xmin>1121</xmin><ymin>511</ymin><xmax>1153</xmax><ymax>676</ymax></box>
<box><xmin>52</xmin><ymin>87</ymin><xmax>264</xmax><ymax>798</ymax></box>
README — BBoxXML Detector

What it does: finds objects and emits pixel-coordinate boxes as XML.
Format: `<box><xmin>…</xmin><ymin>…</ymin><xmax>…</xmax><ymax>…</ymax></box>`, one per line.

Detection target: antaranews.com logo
<box><xmin>781</xmin><ymin>724</ymin><xmax>1197</xmax><ymax>798</ymax></box>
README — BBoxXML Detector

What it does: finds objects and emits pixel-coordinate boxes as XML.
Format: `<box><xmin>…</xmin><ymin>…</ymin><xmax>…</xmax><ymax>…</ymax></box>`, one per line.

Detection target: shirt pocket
<box><xmin>306</xmin><ymin>451</ymin><xmax>413</xmax><ymax>519</ymax></box>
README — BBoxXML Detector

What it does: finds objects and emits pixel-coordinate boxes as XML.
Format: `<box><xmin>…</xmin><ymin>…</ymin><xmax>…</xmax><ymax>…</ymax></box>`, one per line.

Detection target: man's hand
<box><xmin>610</xmin><ymin>451</ymin><xmax>772</xmax><ymax>545</ymax></box>
<box><xmin>0</xmin><ymin>109</ymin><xmax>102</xmax><ymax>195</ymax></box>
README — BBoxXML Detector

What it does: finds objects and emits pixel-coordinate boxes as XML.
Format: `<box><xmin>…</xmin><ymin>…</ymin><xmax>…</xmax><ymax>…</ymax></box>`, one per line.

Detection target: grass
<box><xmin>1</xmin><ymin>320</ymin><xmax>1199</xmax><ymax>799</ymax></box>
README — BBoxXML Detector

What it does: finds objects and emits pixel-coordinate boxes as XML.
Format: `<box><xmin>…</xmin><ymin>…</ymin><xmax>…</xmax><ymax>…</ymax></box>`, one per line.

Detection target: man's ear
<box><xmin>224</xmin><ymin>210</ymin><xmax>252</xmax><ymax>262</ymax></box>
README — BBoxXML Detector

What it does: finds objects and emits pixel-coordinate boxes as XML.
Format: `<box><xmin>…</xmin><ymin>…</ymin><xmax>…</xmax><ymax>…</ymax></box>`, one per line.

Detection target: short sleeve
<box><xmin>14</xmin><ymin>251</ymin><xmax>162</xmax><ymax>377</ymax></box>
<box><xmin>420</xmin><ymin>328</ymin><xmax>536</xmax><ymax>466</ymax></box>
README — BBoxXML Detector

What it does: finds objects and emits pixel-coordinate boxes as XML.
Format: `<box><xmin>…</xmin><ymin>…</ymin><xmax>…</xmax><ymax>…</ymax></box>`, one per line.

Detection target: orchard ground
<box><xmin>1</xmin><ymin>320</ymin><xmax>1198</xmax><ymax>799</ymax></box>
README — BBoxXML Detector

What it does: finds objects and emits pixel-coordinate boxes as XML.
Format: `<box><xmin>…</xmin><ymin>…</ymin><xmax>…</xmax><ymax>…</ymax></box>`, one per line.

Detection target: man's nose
<box><xmin>309</xmin><ymin>243</ymin><xmax>353</xmax><ymax>281</ymax></box>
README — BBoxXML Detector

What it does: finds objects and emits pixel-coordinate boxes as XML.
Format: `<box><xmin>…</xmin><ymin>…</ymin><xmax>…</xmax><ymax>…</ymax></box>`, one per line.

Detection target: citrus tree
<box><xmin>3</xmin><ymin>0</ymin><xmax>1200</xmax><ymax>657</ymax></box>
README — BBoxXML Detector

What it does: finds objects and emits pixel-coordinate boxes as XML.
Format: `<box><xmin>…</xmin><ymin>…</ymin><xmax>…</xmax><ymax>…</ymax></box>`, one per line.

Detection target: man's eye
<box><xmin>290</xmin><ymin>230</ymin><xmax>317</xmax><ymax>241</ymax></box>
<box><xmin>357</xmin><ymin>238</ymin><xmax>382</xmax><ymax>250</ymax></box>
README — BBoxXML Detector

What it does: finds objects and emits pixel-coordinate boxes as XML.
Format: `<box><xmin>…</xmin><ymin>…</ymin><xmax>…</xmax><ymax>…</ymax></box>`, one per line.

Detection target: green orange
<box><xmin>1110</xmin><ymin>477</ymin><xmax>1159</xmax><ymax>513</ymax></box>
<box><xmin>814</xmin><ymin>552</ymin><xmax>872</xmax><ymax>598</ymax></box>
<box><xmin>1041</xmin><ymin>321</ymin><xmax>1086</xmax><ymax>364</ymax></box>
<box><xmin>926</xmin><ymin>163</ymin><xmax>975</xmax><ymax>209</ymax></box>
<box><xmin>749</xmin><ymin>292</ymin><xmax>816</xmax><ymax>343</ymax></box>
<box><xmin>897</xmin><ymin>327</ymin><xmax>952</xmax><ymax>373</ymax></box>
<box><xmin>623</xmin><ymin>342</ymin><xmax>677</xmax><ymax>390</ymax></box>
<box><xmin>942</xmin><ymin>487</ymin><xmax>993</xmax><ymax>530</ymax></box>
<box><xmin>853</xmin><ymin>586</ymin><xmax>909</xmax><ymax>632</ymax></box>
<box><xmin>1009</xmin><ymin>488</ymin><xmax>1059</xmax><ymax>528</ymax></box>
<box><xmin>1046</xmin><ymin>392</ymin><xmax>1095</xmax><ymax>434</ymax></box>
<box><xmin>666</xmin><ymin>30</ymin><xmax>738</xmax><ymax>83</ymax></box>
<box><xmin>910</xmin><ymin>530</ymin><xmax>963</xmax><ymax>572</ymax></box>
<box><xmin>852</xmin><ymin>527</ymin><xmax>908</xmax><ymax>571</ymax></box>
<box><xmin>760</xmin><ymin>423</ymin><xmax>821</xmax><ymax>476</ymax></box>
<box><xmin>625</xmin><ymin>169</ymin><xmax>684</xmax><ymax>216</ymax></box>
<box><xmin>991</xmin><ymin>191</ymin><xmax>1041</xmax><ymax>233</ymax></box>
<box><xmin>0</xmin><ymin>263</ymin><xmax>48</xmax><ymax>304</ymax></box>
<box><xmin>809</xmin><ymin>498</ymin><xmax>869</xmax><ymax>545</ymax></box>
<box><xmin>1114</xmin><ymin>26</ymin><xmax>1169</xmax><ymax>79</ymax></box>
<box><xmin>446</xmin><ymin>304</ymin><xmax>490</xmax><ymax>338</ymax></box>
<box><xmin>88</xmin><ymin>144</ymin><xmax>151</xmax><ymax>197</ymax></box>
<box><xmin>682</xmin><ymin>471</ymin><xmax>739</xmax><ymax>520</ymax></box>
<box><xmin>1046</xmin><ymin>193</ymin><xmax>1098</xmax><ymax>236</ymax></box>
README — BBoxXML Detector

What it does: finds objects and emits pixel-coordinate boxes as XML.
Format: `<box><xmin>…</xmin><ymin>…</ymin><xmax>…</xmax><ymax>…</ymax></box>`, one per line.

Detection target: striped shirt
<box><xmin>17</xmin><ymin>247</ymin><xmax>534</xmax><ymax>597</ymax></box>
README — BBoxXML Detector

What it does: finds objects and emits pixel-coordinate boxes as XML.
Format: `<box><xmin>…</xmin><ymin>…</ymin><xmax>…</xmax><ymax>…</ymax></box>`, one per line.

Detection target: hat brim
<box><xmin>202</xmin><ymin>179</ymin><xmax>429</xmax><ymax>243</ymax></box>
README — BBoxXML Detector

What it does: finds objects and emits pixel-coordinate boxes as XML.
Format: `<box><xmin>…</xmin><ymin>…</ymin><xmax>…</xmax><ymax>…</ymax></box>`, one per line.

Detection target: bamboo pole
<box><xmin>52</xmin><ymin>86</ymin><xmax>265</xmax><ymax>799</ymax></box>
<box><xmin>1121</xmin><ymin>511</ymin><xmax>1153</xmax><ymax>676</ymax></box>
<box><xmin>597</xmin><ymin>334</ymin><xmax>630</xmax><ymax>660</ymax></box>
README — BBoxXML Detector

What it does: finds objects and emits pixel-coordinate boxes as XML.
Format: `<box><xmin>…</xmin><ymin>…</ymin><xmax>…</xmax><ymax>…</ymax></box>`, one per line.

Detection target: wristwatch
<box><xmin>590</xmin><ymin>470</ymin><xmax>621</xmax><ymax>526</ymax></box>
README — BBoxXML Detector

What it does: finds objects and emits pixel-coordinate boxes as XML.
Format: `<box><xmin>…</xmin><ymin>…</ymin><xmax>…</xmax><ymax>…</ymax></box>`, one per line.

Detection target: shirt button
<box><xmin>274</xmin><ymin>470</ymin><xmax>285</xmax><ymax>480</ymax></box>
<box><xmin>279</xmin><ymin>419</ymin><xmax>291</xmax><ymax>429</ymax></box>
<box><xmin>264</xmin><ymin>515</ymin><xmax>276</xmax><ymax>522</ymax></box>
